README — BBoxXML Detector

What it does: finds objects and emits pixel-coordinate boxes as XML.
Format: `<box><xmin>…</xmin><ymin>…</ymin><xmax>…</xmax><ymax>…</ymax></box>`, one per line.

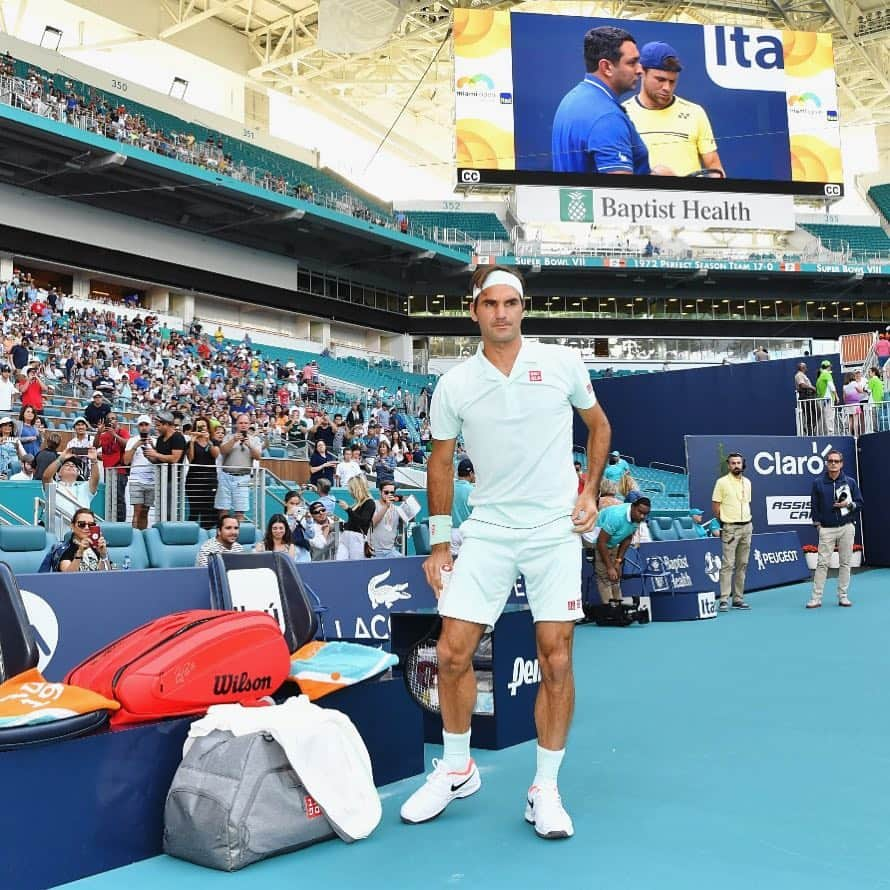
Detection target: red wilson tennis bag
<box><xmin>65</xmin><ymin>610</ymin><xmax>291</xmax><ymax>725</ymax></box>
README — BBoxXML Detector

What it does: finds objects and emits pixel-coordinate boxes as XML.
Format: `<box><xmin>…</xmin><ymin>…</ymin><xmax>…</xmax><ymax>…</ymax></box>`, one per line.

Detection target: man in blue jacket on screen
<box><xmin>807</xmin><ymin>449</ymin><xmax>862</xmax><ymax>609</ymax></box>
<box><xmin>551</xmin><ymin>26</ymin><xmax>656</xmax><ymax>175</ymax></box>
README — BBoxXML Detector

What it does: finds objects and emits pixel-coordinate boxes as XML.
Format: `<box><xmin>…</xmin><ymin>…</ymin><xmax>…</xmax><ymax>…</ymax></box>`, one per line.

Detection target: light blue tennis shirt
<box><xmin>431</xmin><ymin>340</ymin><xmax>596</xmax><ymax>528</ymax></box>
<box><xmin>551</xmin><ymin>75</ymin><xmax>651</xmax><ymax>174</ymax></box>
<box><xmin>595</xmin><ymin>503</ymin><xmax>639</xmax><ymax>550</ymax></box>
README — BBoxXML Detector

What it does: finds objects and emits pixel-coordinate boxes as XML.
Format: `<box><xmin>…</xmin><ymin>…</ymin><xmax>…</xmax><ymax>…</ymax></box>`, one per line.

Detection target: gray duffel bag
<box><xmin>163</xmin><ymin>729</ymin><xmax>336</xmax><ymax>871</ymax></box>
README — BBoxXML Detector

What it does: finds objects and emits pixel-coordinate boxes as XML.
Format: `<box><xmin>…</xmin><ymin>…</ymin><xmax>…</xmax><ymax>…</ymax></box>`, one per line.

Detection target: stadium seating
<box><xmin>237</xmin><ymin>522</ymin><xmax>258</xmax><ymax>552</ymax></box>
<box><xmin>648</xmin><ymin>516</ymin><xmax>681</xmax><ymax>542</ymax></box>
<box><xmin>411</xmin><ymin>521</ymin><xmax>431</xmax><ymax>556</ymax></box>
<box><xmin>867</xmin><ymin>183</ymin><xmax>890</xmax><ymax>225</ymax></box>
<box><xmin>800</xmin><ymin>223</ymin><xmax>890</xmax><ymax>257</ymax></box>
<box><xmin>98</xmin><ymin>523</ymin><xmax>150</xmax><ymax>570</ymax></box>
<box><xmin>143</xmin><ymin>522</ymin><xmax>209</xmax><ymax>568</ymax></box>
<box><xmin>9</xmin><ymin>58</ymin><xmax>393</xmax><ymax>225</ymax></box>
<box><xmin>0</xmin><ymin>526</ymin><xmax>58</xmax><ymax>574</ymax></box>
<box><xmin>674</xmin><ymin>516</ymin><xmax>700</xmax><ymax>540</ymax></box>
<box><xmin>403</xmin><ymin>211</ymin><xmax>509</xmax><ymax>242</ymax></box>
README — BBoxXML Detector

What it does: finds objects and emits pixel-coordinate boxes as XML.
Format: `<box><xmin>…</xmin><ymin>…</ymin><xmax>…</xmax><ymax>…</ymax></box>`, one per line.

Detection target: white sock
<box><xmin>442</xmin><ymin>729</ymin><xmax>471</xmax><ymax>771</ymax></box>
<box><xmin>533</xmin><ymin>745</ymin><xmax>565</xmax><ymax>789</ymax></box>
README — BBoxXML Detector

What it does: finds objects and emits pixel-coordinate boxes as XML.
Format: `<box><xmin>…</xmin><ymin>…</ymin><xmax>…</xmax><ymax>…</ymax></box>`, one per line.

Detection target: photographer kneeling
<box><xmin>585</xmin><ymin>498</ymin><xmax>651</xmax><ymax>605</ymax></box>
<box><xmin>57</xmin><ymin>507</ymin><xmax>112</xmax><ymax>572</ymax></box>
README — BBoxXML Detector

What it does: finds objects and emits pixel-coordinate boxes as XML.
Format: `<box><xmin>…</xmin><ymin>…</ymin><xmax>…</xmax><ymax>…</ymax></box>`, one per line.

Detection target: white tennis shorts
<box><xmin>438</xmin><ymin>515</ymin><xmax>584</xmax><ymax>627</ymax></box>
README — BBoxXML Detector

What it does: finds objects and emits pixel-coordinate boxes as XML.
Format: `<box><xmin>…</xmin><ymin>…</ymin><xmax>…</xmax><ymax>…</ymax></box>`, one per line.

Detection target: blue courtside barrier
<box><xmin>582</xmin><ymin>532</ymin><xmax>809</xmax><ymax>622</ymax></box>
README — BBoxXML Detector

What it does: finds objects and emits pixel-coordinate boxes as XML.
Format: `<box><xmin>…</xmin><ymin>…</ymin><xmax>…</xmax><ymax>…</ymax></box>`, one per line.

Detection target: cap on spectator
<box><xmin>136</xmin><ymin>414</ymin><xmax>152</xmax><ymax>425</ymax></box>
<box><xmin>156</xmin><ymin>411</ymin><xmax>175</xmax><ymax>424</ymax></box>
<box><xmin>0</xmin><ymin>416</ymin><xmax>13</xmax><ymax>426</ymax></box>
<box><xmin>610</xmin><ymin>450</ymin><xmax>620</xmax><ymax>457</ymax></box>
<box><xmin>820</xmin><ymin>360</ymin><xmax>832</xmax><ymax>369</ymax></box>
<box><xmin>625</xmin><ymin>490</ymin><xmax>643</xmax><ymax>504</ymax></box>
<box><xmin>91</xmin><ymin>391</ymin><xmax>103</xmax><ymax>398</ymax></box>
<box><xmin>457</xmin><ymin>458</ymin><xmax>474</xmax><ymax>477</ymax></box>
<box><xmin>73</xmin><ymin>416</ymin><xmax>88</xmax><ymax>426</ymax></box>
<box><xmin>690</xmin><ymin>508</ymin><xmax>704</xmax><ymax>516</ymax></box>
<box><xmin>640</xmin><ymin>41</ymin><xmax>682</xmax><ymax>70</ymax></box>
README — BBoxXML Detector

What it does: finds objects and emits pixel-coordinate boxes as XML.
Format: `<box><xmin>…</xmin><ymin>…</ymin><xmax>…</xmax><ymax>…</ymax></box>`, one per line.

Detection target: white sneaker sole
<box><xmin>400</xmin><ymin>771</ymin><xmax>481</xmax><ymax>824</ymax></box>
<box><xmin>524</xmin><ymin>802</ymin><xmax>574</xmax><ymax>839</ymax></box>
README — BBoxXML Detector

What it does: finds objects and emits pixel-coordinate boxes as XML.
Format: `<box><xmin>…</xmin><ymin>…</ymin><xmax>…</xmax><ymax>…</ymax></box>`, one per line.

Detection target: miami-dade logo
<box><xmin>704</xmin><ymin>551</ymin><xmax>722</xmax><ymax>584</ymax></box>
<box><xmin>20</xmin><ymin>591</ymin><xmax>60</xmax><ymax>672</ymax></box>
<box><xmin>368</xmin><ymin>569</ymin><xmax>412</xmax><ymax>609</ymax></box>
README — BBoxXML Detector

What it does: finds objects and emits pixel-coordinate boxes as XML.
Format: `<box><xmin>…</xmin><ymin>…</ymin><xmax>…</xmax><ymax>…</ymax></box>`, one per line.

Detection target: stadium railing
<box><xmin>796</xmin><ymin>398</ymin><xmax>890</xmax><ymax>439</ymax></box>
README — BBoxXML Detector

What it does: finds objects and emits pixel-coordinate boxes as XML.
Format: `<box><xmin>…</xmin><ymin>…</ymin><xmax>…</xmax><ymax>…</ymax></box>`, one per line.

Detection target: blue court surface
<box><xmin>66</xmin><ymin>572</ymin><xmax>890</xmax><ymax>890</ymax></box>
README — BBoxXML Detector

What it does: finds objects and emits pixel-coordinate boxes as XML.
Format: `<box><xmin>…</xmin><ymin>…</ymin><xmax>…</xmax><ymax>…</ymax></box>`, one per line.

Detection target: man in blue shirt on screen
<box><xmin>551</xmin><ymin>26</ymin><xmax>652</xmax><ymax>175</ymax></box>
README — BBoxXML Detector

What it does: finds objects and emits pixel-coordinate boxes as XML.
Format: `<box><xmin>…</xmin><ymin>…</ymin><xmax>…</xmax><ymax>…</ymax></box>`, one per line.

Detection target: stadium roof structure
<box><xmin>47</xmin><ymin>0</ymin><xmax>890</xmax><ymax>176</ymax></box>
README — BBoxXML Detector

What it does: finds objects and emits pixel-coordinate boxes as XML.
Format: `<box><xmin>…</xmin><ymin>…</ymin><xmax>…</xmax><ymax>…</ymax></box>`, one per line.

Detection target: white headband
<box><xmin>472</xmin><ymin>270</ymin><xmax>524</xmax><ymax>300</ymax></box>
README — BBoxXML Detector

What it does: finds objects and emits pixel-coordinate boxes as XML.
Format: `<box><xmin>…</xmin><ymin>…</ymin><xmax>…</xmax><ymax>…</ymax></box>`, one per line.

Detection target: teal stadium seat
<box><xmin>674</xmin><ymin>517</ymin><xmax>699</xmax><ymax>540</ymax></box>
<box><xmin>237</xmin><ymin>522</ymin><xmax>258</xmax><ymax>552</ymax></box>
<box><xmin>98</xmin><ymin>523</ymin><xmax>150</xmax><ymax>569</ymax></box>
<box><xmin>0</xmin><ymin>526</ymin><xmax>59</xmax><ymax>574</ymax></box>
<box><xmin>648</xmin><ymin>516</ymin><xmax>681</xmax><ymax>542</ymax></box>
<box><xmin>411</xmin><ymin>522</ymin><xmax>431</xmax><ymax>556</ymax></box>
<box><xmin>143</xmin><ymin>522</ymin><xmax>209</xmax><ymax>568</ymax></box>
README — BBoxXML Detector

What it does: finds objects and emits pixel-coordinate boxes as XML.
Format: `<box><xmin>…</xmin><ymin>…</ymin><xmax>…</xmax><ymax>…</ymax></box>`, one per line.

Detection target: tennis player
<box><xmin>623</xmin><ymin>42</ymin><xmax>724</xmax><ymax>177</ymax></box>
<box><xmin>400</xmin><ymin>265</ymin><xmax>611</xmax><ymax>839</ymax></box>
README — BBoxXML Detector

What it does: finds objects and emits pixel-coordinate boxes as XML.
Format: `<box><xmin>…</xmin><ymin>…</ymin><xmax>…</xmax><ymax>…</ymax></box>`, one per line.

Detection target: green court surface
<box><xmin>66</xmin><ymin>571</ymin><xmax>890</xmax><ymax>890</ymax></box>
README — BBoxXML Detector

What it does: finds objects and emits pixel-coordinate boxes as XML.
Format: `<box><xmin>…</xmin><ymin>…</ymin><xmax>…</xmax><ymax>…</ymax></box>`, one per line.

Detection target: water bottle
<box><xmin>121</xmin><ymin>555</ymin><xmax>131</xmax><ymax>571</ymax></box>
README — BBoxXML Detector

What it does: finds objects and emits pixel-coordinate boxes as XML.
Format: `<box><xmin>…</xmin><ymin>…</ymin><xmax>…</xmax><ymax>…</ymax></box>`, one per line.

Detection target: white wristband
<box><xmin>429</xmin><ymin>515</ymin><xmax>452</xmax><ymax>546</ymax></box>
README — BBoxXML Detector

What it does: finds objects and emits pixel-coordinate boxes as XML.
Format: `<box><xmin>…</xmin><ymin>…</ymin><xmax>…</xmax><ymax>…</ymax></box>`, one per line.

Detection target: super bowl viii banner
<box><xmin>685</xmin><ymin>435</ymin><xmax>857</xmax><ymax>546</ymax></box>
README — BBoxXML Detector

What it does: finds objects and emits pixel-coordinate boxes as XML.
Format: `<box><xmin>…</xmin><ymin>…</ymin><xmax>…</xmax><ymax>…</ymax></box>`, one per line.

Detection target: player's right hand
<box><xmin>423</xmin><ymin>545</ymin><xmax>452</xmax><ymax>599</ymax></box>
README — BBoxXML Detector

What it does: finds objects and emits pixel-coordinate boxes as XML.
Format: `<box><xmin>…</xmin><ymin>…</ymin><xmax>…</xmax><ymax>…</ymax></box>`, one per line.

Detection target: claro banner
<box><xmin>685</xmin><ymin>435</ymin><xmax>857</xmax><ymax>546</ymax></box>
<box><xmin>513</xmin><ymin>186</ymin><xmax>796</xmax><ymax>231</ymax></box>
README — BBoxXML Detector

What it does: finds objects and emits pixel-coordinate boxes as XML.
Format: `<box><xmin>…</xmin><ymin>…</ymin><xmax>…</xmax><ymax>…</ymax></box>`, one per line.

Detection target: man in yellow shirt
<box><xmin>711</xmin><ymin>452</ymin><xmax>752</xmax><ymax>611</ymax></box>
<box><xmin>623</xmin><ymin>42</ymin><xmax>724</xmax><ymax>177</ymax></box>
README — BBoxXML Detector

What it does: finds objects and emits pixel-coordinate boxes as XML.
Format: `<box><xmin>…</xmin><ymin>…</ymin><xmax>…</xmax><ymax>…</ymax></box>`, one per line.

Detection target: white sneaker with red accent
<box><xmin>524</xmin><ymin>784</ymin><xmax>574</xmax><ymax>839</ymax></box>
<box><xmin>400</xmin><ymin>758</ymin><xmax>481</xmax><ymax>824</ymax></box>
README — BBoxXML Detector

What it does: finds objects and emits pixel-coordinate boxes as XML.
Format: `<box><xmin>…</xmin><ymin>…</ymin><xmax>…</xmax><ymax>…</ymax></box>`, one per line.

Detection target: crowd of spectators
<box><xmin>0</xmin><ymin>53</ymin><xmax>410</xmax><ymax>236</ymax></box>
<box><xmin>0</xmin><ymin>269</ymin><xmax>435</xmax><ymax>565</ymax></box>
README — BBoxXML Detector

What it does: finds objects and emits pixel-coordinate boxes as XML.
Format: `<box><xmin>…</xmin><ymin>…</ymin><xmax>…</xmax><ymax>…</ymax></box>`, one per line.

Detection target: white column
<box><xmin>71</xmin><ymin>271</ymin><xmax>90</xmax><ymax>298</ymax></box>
<box><xmin>0</xmin><ymin>253</ymin><xmax>13</xmax><ymax>281</ymax></box>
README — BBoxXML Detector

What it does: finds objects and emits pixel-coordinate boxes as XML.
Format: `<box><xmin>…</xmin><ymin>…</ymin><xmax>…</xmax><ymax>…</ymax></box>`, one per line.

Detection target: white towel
<box><xmin>185</xmin><ymin>696</ymin><xmax>381</xmax><ymax>841</ymax></box>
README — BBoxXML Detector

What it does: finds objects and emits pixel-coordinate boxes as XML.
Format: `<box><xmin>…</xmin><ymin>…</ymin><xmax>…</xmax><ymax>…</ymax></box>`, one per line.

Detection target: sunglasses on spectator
<box><xmin>310</xmin><ymin>507</ymin><xmax>326</xmax><ymax>514</ymax></box>
<box><xmin>74</xmin><ymin>520</ymin><xmax>94</xmax><ymax>529</ymax></box>
<box><xmin>826</xmin><ymin>458</ymin><xmax>842</xmax><ymax>463</ymax></box>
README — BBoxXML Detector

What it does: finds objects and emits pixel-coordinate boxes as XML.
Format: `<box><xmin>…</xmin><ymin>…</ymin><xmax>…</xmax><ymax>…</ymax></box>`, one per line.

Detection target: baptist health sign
<box><xmin>515</xmin><ymin>185</ymin><xmax>795</xmax><ymax>231</ymax></box>
<box><xmin>685</xmin><ymin>435</ymin><xmax>857</xmax><ymax>547</ymax></box>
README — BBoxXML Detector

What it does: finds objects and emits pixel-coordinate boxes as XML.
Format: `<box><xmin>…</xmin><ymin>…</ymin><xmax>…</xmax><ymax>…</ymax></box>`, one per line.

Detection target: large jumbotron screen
<box><xmin>454</xmin><ymin>10</ymin><xmax>844</xmax><ymax>197</ymax></box>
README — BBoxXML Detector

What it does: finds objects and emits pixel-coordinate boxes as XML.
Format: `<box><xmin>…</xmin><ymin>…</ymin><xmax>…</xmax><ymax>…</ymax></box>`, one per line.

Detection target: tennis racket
<box><xmin>402</xmin><ymin>617</ymin><xmax>443</xmax><ymax>714</ymax></box>
<box><xmin>402</xmin><ymin>620</ymin><xmax>494</xmax><ymax>716</ymax></box>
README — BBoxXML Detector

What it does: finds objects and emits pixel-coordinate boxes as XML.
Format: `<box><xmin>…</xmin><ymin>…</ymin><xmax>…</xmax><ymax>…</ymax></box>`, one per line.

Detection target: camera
<box><xmin>580</xmin><ymin>598</ymin><xmax>651</xmax><ymax>627</ymax></box>
<box><xmin>70</xmin><ymin>447</ymin><xmax>88</xmax><ymax>456</ymax></box>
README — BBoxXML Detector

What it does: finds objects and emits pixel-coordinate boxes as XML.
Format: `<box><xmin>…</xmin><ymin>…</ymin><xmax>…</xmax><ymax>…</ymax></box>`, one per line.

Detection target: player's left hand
<box><xmin>571</xmin><ymin>491</ymin><xmax>598</xmax><ymax>534</ymax></box>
